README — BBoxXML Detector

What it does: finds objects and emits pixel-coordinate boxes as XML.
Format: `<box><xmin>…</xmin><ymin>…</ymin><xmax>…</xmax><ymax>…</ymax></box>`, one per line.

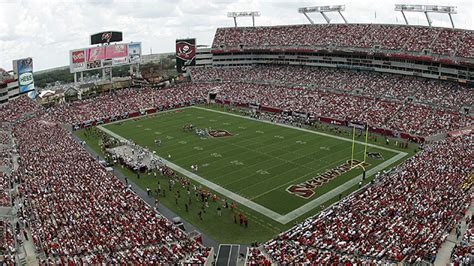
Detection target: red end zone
<box><xmin>287</xmin><ymin>159</ymin><xmax>370</xmax><ymax>199</ymax></box>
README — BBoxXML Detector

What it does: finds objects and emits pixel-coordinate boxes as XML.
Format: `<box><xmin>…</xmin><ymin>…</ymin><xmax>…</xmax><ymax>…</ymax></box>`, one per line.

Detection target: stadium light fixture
<box><xmin>298</xmin><ymin>5</ymin><xmax>347</xmax><ymax>24</ymax></box>
<box><xmin>227</xmin><ymin>11</ymin><xmax>261</xmax><ymax>27</ymax></box>
<box><xmin>395</xmin><ymin>4</ymin><xmax>457</xmax><ymax>28</ymax></box>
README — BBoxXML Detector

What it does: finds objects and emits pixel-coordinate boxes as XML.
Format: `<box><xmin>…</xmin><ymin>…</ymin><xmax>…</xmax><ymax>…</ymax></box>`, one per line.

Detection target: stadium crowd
<box><xmin>0</xmin><ymin>218</ymin><xmax>16</xmax><ymax>265</ymax></box>
<box><xmin>13</xmin><ymin>119</ymin><xmax>209</xmax><ymax>264</ymax></box>
<box><xmin>0</xmin><ymin>124</ymin><xmax>13</xmax><ymax>207</ymax></box>
<box><xmin>0</xmin><ymin>172</ymin><xmax>10</xmax><ymax>207</ymax></box>
<box><xmin>46</xmin><ymin>84</ymin><xmax>209</xmax><ymax>125</ymax></box>
<box><xmin>263</xmin><ymin>134</ymin><xmax>473</xmax><ymax>264</ymax></box>
<box><xmin>214</xmin><ymin>82</ymin><xmax>471</xmax><ymax>136</ymax></box>
<box><xmin>0</xmin><ymin>96</ymin><xmax>42</xmax><ymax>123</ymax></box>
<box><xmin>0</xmin><ymin>96</ymin><xmax>210</xmax><ymax>264</ymax></box>
<box><xmin>0</xmin><ymin>132</ymin><xmax>10</xmax><ymax>146</ymax></box>
<box><xmin>0</xmin><ymin>60</ymin><xmax>471</xmax><ymax>263</ymax></box>
<box><xmin>189</xmin><ymin>65</ymin><xmax>473</xmax><ymax>110</ymax></box>
<box><xmin>43</xmin><ymin>79</ymin><xmax>472</xmax><ymax>137</ymax></box>
<box><xmin>246</xmin><ymin>247</ymin><xmax>272</xmax><ymax>266</ymax></box>
<box><xmin>212</xmin><ymin>24</ymin><xmax>474</xmax><ymax>58</ymax></box>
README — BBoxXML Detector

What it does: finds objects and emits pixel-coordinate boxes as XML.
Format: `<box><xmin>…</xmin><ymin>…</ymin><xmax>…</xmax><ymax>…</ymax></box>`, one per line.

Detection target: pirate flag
<box><xmin>176</xmin><ymin>38</ymin><xmax>196</xmax><ymax>73</ymax></box>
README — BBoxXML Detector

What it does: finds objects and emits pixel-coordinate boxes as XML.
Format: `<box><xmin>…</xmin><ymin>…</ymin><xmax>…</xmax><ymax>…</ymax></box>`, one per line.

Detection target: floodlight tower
<box><xmin>395</xmin><ymin>4</ymin><xmax>457</xmax><ymax>28</ymax></box>
<box><xmin>298</xmin><ymin>5</ymin><xmax>348</xmax><ymax>24</ymax></box>
<box><xmin>227</xmin><ymin>11</ymin><xmax>261</xmax><ymax>27</ymax></box>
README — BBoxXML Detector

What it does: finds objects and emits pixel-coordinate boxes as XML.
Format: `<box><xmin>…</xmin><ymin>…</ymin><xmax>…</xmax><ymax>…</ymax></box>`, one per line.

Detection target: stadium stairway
<box><xmin>4</xmin><ymin>132</ymin><xmax>40</xmax><ymax>266</ymax></box>
<box><xmin>11</xmin><ymin>185</ymin><xmax>39</xmax><ymax>266</ymax></box>
<box><xmin>21</xmin><ymin>236</ymin><xmax>39</xmax><ymax>266</ymax></box>
<box><xmin>434</xmin><ymin>199</ymin><xmax>474</xmax><ymax>265</ymax></box>
<box><xmin>215</xmin><ymin>244</ymin><xmax>241</xmax><ymax>266</ymax></box>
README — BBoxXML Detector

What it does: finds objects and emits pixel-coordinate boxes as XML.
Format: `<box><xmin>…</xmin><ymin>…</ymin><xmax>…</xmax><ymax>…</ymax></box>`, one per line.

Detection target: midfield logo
<box><xmin>287</xmin><ymin>159</ymin><xmax>370</xmax><ymax>199</ymax></box>
<box><xmin>208</xmin><ymin>129</ymin><xmax>233</xmax><ymax>138</ymax></box>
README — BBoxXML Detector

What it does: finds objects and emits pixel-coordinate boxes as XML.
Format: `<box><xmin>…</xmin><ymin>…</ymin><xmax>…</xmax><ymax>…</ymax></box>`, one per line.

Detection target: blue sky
<box><xmin>0</xmin><ymin>0</ymin><xmax>472</xmax><ymax>71</ymax></box>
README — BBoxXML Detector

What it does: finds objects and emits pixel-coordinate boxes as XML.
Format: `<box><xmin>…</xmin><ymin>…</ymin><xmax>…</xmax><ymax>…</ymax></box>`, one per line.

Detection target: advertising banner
<box><xmin>72</xmin><ymin>50</ymin><xmax>85</xmax><ymax>63</ymax></box>
<box><xmin>249</xmin><ymin>103</ymin><xmax>260</xmax><ymax>109</ymax></box>
<box><xmin>102</xmin><ymin>59</ymin><xmax>113</xmax><ymax>67</ymax></box>
<box><xmin>112</xmin><ymin>57</ymin><xmax>128</xmax><ymax>65</ymax></box>
<box><xmin>16</xmin><ymin>58</ymin><xmax>34</xmax><ymax>93</ymax></box>
<box><xmin>87</xmin><ymin>60</ymin><xmax>102</xmax><ymax>69</ymax></box>
<box><xmin>71</xmin><ymin>42</ymin><xmax>140</xmax><ymax>73</ymax></box>
<box><xmin>128</xmin><ymin>42</ymin><xmax>141</xmax><ymax>63</ymax></box>
<box><xmin>176</xmin><ymin>38</ymin><xmax>196</xmax><ymax>73</ymax></box>
<box><xmin>87</xmin><ymin>46</ymin><xmax>106</xmax><ymax>62</ymax></box>
<box><xmin>448</xmin><ymin>127</ymin><xmax>474</xmax><ymax>137</ymax></box>
<box><xmin>293</xmin><ymin>111</ymin><xmax>309</xmax><ymax>118</ymax></box>
<box><xmin>348</xmin><ymin>122</ymin><xmax>366</xmax><ymax>130</ymax></box>
<box><xmin>70</xmin><ymin>49</ymin><xmax>86</xmax><ymax>72</ymax></box>
<box><xmin>105</xmin><ymin>44</ymin><xmax>128</xmax><ymax>59</ymax></box>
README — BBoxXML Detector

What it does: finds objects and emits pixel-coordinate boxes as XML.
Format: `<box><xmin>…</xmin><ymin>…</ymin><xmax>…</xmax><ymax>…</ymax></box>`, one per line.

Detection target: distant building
<box><xmin>0</xmin><ymin>68</ymin><xmax>20</xmax><ymax>105</ymax></box>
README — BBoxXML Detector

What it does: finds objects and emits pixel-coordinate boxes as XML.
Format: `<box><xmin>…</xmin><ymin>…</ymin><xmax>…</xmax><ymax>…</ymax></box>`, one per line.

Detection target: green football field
<box><xmin>102</xmin><ymin>106</ymin><xmax>404</xmax><ymax>218</ymax></box>
<box><xmin>76</xmin><ymin>104</ymin><xmax>413</xmax><ymax>243</ymax></box>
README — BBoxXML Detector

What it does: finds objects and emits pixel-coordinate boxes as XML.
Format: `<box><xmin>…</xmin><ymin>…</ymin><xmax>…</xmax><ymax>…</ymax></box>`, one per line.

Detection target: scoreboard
<box><xmin>69</xmin><ymin>42</ymin><xmax>141</xmax><ymax>73</ymax></box>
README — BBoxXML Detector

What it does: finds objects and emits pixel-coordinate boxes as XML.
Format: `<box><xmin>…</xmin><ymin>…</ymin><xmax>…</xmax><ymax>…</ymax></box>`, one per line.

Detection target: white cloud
<box><xmin>0</xmin><ymin>0</ymin><xmax>472</xmax><ymax>71</ymax></box>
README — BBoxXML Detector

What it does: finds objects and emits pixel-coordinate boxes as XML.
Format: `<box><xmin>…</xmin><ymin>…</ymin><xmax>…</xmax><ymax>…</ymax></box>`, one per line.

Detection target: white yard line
<box><xmin>97</xmin><ymin>107</ymin><xmax>408</xmax><ymax>224</ymax></box>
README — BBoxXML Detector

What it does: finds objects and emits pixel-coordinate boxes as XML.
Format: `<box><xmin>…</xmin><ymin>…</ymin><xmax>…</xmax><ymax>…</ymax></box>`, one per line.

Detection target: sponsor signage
<box><xmin>176</xmin><ymin>38</ymin><xmax>196</xmax><ymax>73</ymax></box>
<box><xmin>87</xmin><ymin>60</ymin><xmax>102</xmax><ymax>69</ymax></box>
<box><xmin>249</xmin><ymin>103</ymin><xmax>260</xmax><ymax>109</ymax></box>
<box><xmin>72</xmin><ymin>50</ymin><xmax>85</xmax><ymax>63</ymax></box>
<box><xmin>102</xmin><ymin>59</ymin><xmax>113</xmax><ymax>67</ymax></box>
<box><xmin>448</xmin><ymin>127</ymin><xmax>474</xmax><ymax>137</ymax></box>
<box><xmin>128</xmin><ymin>42</ymin><xmax>141</xmax><ymax>63</ymax></box>
<box><xmin>70</xmin><ymin>41</ymin><xmax>141</xmax><ymax>73</ymax></box>
<box><xmin>16</xmin><ymin>57</ymin><xmax>35</xmax><ymax>93</ymax></box>
<box><xmin>348</xmin><ymin>122</ymin><xmax>366</xmax><ymax>130</ymax></box>
<box><xmin>86</xmin><ymin>45</ymin><xmax>128</xmax><ymax>62</ymax></box>
<box><xmin>87</xmin><ymin>46</ymin><xmax>106</xmax><ymax>62</ymax></box>
<box><xmin>105</xmin><ymin>44</ymin><xmax>128</xmax><ymax>59</ymax></box>
<box><xmin>112</xmin><ymin>57</ymin><xmax>128</xmax><ymax>65</ymax></box>
<box><xmin>293</xmin><ymin>111</ymin><xmax>308</xmax><ymax>118</ymax></box>
<box><xmin>70</xmin><ymin>49</ymin><xmax>86</xmax><ymax>72</ymax></box>
<box><xmin>19</xmin><ymin>72</ymin><xmax>33</xmax><ymax>86</ymax></box>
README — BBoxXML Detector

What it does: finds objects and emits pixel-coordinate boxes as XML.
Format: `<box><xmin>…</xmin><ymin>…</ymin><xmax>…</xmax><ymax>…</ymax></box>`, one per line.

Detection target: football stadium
<box><xmin>0</xmin><ymin>1</ymin><xmax>473</xmax><ymax>265</ymax></box>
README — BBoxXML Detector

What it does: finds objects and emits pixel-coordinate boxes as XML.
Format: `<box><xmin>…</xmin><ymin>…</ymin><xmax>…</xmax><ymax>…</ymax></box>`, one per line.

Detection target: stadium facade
<box><xmin>198</xmin><ymin>24</ymin><xmax>473</xmax><ymax>85</ymax></box>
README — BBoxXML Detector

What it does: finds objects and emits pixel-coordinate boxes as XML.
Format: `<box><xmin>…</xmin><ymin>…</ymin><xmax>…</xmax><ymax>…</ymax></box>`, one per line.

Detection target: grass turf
<box><xmin>75</xmin><ymin>104</ymin><xmax>415</xmax><ymax>243</ymax></box>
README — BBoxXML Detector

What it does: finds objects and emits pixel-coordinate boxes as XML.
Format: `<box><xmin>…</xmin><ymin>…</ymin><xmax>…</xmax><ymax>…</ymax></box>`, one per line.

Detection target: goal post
<box><xmin>351</xmin><ymin>123</ymin><xmax>370</xmax><ymax>169</ymax></box>
<box><xmin>350</xmin><ymin>125</ymin><xmax>356</xmax><ymax>168</ymax></box>
<box><xmin>363</xmin><ymin>124</ymin><xmax>369</xmax><ymax>162</ymax></box>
